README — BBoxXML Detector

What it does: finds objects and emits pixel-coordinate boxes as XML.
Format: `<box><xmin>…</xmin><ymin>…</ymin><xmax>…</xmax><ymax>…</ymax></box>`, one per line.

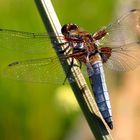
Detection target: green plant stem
<box><xmin>35</xmin><ymin>0</ymin><xmax>113</xmax><ymax>139</ymax></box>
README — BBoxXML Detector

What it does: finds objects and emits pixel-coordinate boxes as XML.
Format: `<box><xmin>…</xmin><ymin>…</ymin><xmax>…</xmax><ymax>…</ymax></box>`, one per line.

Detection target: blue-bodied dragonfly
<box><xmin>1</xmin><ymin>9</ymin><xmax>140</xmax><ymax>129</ymax></box>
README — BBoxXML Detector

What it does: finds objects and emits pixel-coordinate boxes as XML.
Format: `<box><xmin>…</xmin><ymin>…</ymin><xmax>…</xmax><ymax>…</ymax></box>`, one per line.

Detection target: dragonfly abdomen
<box><xmin>87</xmin><ymin>61</ymin><xmax>113</xmax><ymax>129</ymax></box>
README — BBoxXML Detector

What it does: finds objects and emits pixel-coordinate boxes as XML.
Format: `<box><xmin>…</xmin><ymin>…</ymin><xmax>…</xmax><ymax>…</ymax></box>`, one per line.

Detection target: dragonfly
<box><xmin>1</xmin><ymin>9</ymin><xmax>140</xmax><ymax>129</ymax></box>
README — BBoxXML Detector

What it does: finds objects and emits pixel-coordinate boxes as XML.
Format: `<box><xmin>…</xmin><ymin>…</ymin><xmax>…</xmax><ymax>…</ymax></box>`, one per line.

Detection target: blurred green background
<box><xmin>0</xmin><ymin>0</ymin><xmax>116</xmax><ymax>140</ymax></box>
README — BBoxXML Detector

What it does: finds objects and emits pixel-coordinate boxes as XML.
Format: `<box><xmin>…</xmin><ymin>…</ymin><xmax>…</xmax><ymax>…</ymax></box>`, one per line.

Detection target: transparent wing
<box><xmin>4</xmin><ymin>57</ymin><xmax>69</xmax><ymax>84</ymax></box>
<box><xmin>0</xmin><ymin>29</ymin><xmax>88</xmax><ymax>83</ymax></box>
<box><xmin>4</xmin><ymin>56</ymin><xmax>89</xmax><ymax>84</ymax></box>
<box><xmin>99</xmin><ymin>9</ymin><xmax>140</xmax><ymax>71</ymax></box>
<box><xmin>0</xmin><ymin>29</ymin><xmax>63</xmax><ymax>55</ymax></box>
<box><xmin>101</xmin><ymin>9</ymin><xmax>140</xmax><ymax>45</ymax></box>
<box><xmin>102</xmin><ymin>42</ymin><xmax>140</xmax><ymax>71</ymax></box>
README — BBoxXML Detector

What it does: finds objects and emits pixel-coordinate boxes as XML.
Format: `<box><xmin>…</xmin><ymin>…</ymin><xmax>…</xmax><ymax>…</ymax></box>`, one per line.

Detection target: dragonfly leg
<box><xmin>54</xmin><ymin>41</ymin><xmax>68</xmax><ymax>46</ymax></box>
<box><xmin>58</xmin><ymin>43</ymin><xmax>71</xmax><ymax>54</ymax></box>
<box><xmin>72</xmin><ymin>60</ymin><xmax>82</xmax><ymax>69</ymax></box>
<box><xmin>62</xmin><ymin>59</ymin><xmax>82</xmax><ymax>85</ymax></box>
<box><xmin>63</xmin><ymin>58</ymin><xmax>74</xmax><ymax>85</ymax></box>
<box><xmin>79</xmin><ymin>61</ymin><xmax>82</xmax><ymax>69</ymax></box>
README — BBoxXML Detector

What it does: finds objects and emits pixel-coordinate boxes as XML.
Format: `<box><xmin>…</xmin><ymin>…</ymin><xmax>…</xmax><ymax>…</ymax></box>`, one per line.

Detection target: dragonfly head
<box><xmin>61</xmin><ymin>23</ymin><xmax>79</xmax><ymax>37</ymax></box>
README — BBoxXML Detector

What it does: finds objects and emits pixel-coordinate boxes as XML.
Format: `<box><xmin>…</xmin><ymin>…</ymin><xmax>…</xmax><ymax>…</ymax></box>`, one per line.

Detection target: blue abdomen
<box><xmin>87</xmin><ymin>61</ymin><xmax>113</xmax><ymax>129</ymax></box>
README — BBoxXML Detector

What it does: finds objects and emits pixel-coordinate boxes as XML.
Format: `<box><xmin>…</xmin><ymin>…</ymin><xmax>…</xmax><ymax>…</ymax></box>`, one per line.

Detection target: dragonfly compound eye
<box><xmin>61</xmin><ymin>23</ymin><xmax>79</xmax><ymax>36</ymax></box>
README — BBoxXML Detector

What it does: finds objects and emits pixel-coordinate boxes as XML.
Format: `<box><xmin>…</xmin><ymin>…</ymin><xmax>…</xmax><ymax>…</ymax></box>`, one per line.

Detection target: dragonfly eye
<box><xmin>61</xmin><ymin>23</ymin><xmax>79</xmax><ymax>36</ymax></box>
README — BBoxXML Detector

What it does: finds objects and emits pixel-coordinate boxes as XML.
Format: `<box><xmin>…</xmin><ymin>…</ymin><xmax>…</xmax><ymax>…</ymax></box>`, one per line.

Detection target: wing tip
<box><xmin>8</xmin><ymin>61</ymin><xmax>20</xmax><ymax>67</ymax></box>
<box><xmin>130</xmin><ymin>9</ymin><xmax>140</xmax><ymax>12</ymax></box>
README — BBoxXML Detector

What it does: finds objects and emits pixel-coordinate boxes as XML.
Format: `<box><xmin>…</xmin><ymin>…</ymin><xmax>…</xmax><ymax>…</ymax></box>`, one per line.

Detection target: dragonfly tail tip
<box><xmin>108</xmin><ymin>122</ymin><xmax>113</xmax><ymax>130</ymax></box>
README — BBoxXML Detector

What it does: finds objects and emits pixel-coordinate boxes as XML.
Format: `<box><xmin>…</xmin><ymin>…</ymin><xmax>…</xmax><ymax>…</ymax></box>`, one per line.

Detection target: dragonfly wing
<box><xmin>0</xmin><ymin>29</ymin><xmax>63</xmax><ymax>55</ymax></box>
<box><xmin>100</xmin><ymin>9</ymin><xmax>140</xmax><ymax>45</ymax></box>
<box><xmin>99</xmin><ymin>9</ymin><xmax>140</xmax><ymax>71</ymax></box>
<box><xmin>4</xmin><ymin>57</ymin><xmax>73</xmax><ymax>84</ymax></box>
<box><xmin>103</xmin><ymin>42</ymin><xmax>140</xmax><ymax>71</ymax></box>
